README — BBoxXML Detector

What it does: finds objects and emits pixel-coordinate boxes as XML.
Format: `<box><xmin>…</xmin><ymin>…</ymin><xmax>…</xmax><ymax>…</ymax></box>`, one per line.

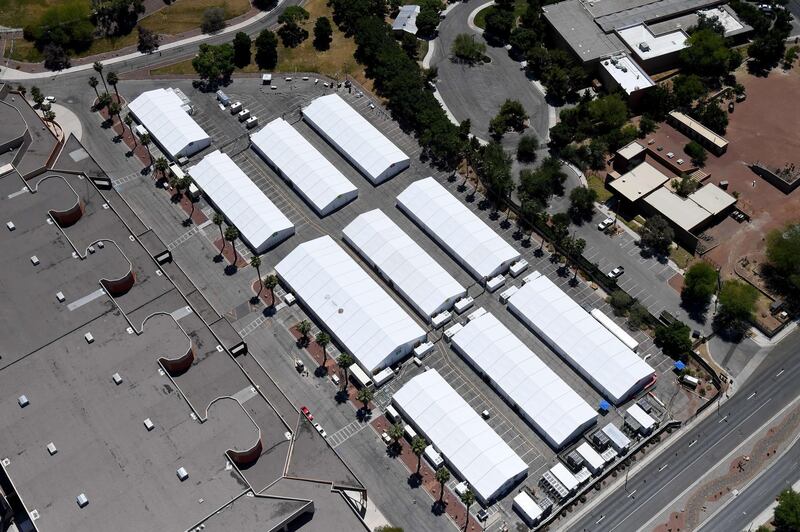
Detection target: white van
<box><xmin>385</xmin><ymin>405</ymin><xmax>400</xmax><ymax>422</ymax></box>
<box><xmin>424</xmin><ymin>445</ymin><xmax>444</xmax><ymax>469</ymax></box>
<box><xmin>681</xmin><ymin>374</ymin><xmax>700</xmax><ymax>388</ymax></box>
<box><xmin>404</xmin><ymin>425</ymin><xmax>418</xmax><ymax>442</ymax></box>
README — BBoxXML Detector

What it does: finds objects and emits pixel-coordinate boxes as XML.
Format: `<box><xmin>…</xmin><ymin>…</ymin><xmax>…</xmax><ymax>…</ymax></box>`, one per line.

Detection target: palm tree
<box><xmin>139</xmin><ymin>133</ymin><xmax>152</xmax><ymax>165</ymax></box>
<box><xmin>460</xmin><ymin>489</ymin><xmax>475</xmax><ymax>531</ymax></box>
<box><xmin>297</xmin><ymin>319</ymin><xmax>312</xmax><ymax>345</ymax></box>
<box><xmin>30</xmin><ymin>86</ymin><xmax>42</xmax><ymax>105</ymax></box>
<box><xmin>388</xmin><ymin>422</ymin><xmax>404</xmax><ymax>448</ymax></box>
<box><xmin>154</xmin><ymin>157</ymin><xmax>169</xmax><ymax>181</ymax></box>
<box><xmin>108</xmin><ymin>101</ymin><xmax>121</xmax><ymax>127</ymax></box>
<box><xmin>250</xmin><ymin>255</ymin><xmax>263</xmax><ymax>295</ymax></box>
<box><xmin>182</xmin><ymin>175</ymin><xmax>196</xmax><ymax>220</ymax></box>
<box><xmin>213</xmin><ymin>212</ymin><xmax>225</xmax><ymax>251</ymax></box>
<box><xmin>106</xmin><ymin>71</ymin><xmax>120</xmax><ymax>102</ymax></box>
<box><xmin>411</xmin><ymin>436</ymin><xmax>427</xmax><ymax>474</ymax></box>
<box><xmin>263</xmin><ymin>274</ymin><xmax>278</xmax><ymax>305</ymax></box>
<box><xmin>88</xmin><ymin>76</ymin><xmax>99</xmax><ymax>100</ymax></box>
<box><xmin>337</xmin><ymin>353</ymin><xmax>353</xmax><ymax>388</ymax></box>
<box><xmin>315</xmin><ymin>331</ymin><xmax>331</xmax><ymax>365</ymax></box>
<box><xmin>224</xmin><ymin>225</ymin><xmax>240</xmax><ymax>264</ymax></box>
<box><xmin>124</xmin><ymin>115</ymin><xmax>136</xmax><ymax>147</ymax></box>
<box><xmin>435</xmin><ymin>467</ymin><xmax>451</xmax><ymax>502</ymax></box>
<box><xmin>356</xmin><ymin>386</ymin><xmax>374</xmax><ymax>413</ymax></box>
<box><xmin>93</xmin><ymin>61</ymin><xmax>108</xmax><ymax>92</ymax></box>
<box><xmin>96</xmin><ymin>92</ymin><xmax>112</xmax><ymax>111</ymax></box>
<box><xmin>43</xmin><ymin>109</ymin><xmax>56</xmax><ymax>122</ymax></box>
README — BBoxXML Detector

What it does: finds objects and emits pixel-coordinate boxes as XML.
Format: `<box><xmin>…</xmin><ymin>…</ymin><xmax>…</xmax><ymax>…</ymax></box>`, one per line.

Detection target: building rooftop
<box><xmin>648</xmin><ymin>5</ymin><xmax>750</xmax><ymax>37</ymax></box>
<box><xmin>688</xmin><ymin>182</ymin><xmax>736</xmax><ymax>215</ymax></box>
<box><xmin>599</xmin><ymin>54</ymin><xmax>655</xmax><ymax>93</ymax></box>
<box><xmin>617</xmin><ymin>24</ymin><xmax>688</xmax><ymax>61</ymax></box>
<box><xmin>543</xmin><ymin>1</ymin><xmax>625</xmax><ymax>62</ymax></box>
<box><xmin>392</xmin><ymin>4</ymin><xmax>420</xmax><ymax>34</ymax></box>
<box><xmin>617</xmin><ymin>141</ymin><xmax>646</xmax><ymax>161</ymax></box>
<box><xmin>609</xmin><ymin>161</ymin><xmax>671</xmax><ymax>202</ymax></box>
<box><xmin>643</xmin><ymin>186</ymin><xmax>712</xmax><ymax>232</ymax></box>
<box><xmin>669</xmin><ymin>111</ymin><xmax>729</xmax><ymax>151</ymax></box>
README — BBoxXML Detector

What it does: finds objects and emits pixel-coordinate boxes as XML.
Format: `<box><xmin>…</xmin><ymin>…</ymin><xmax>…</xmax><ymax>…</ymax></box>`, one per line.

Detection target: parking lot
<box><xmin>110</xmin><ymin>75</ymin><xmax>690</xmax><ymax>531</ymax></box>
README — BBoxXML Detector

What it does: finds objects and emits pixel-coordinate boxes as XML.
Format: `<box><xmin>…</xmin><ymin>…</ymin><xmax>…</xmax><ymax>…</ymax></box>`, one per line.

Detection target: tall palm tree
<box><xmin>106</xmin><ymin>71</ymin><xmax>120</xmax><ymax>102</ymax></box>
<box><xmin>224</xmin><ymin>225</ymin><xmax>240</xmax><ymax>264</ymax></box>
<box><xmin>315</xmin><ymin>331</ymin><xmax>330</xmax><ymax>365</ymax></box>
<box><xmin>123</xmin><ymin>115</ymin><xmax>136</xmax><ymax>147</ymax></box>
<box><xmin>212</xmin><ymin>212</ymin><xmax>225</xmax><ymax>252</ymax></box>
<box><xmin>250</xmin><ymin>255</ymin><xmax>263</xmax><ymax>295</ymax></box>
<box><xmin>435</xmin><ymin>467</ymin><xmax>451</xmax><ymax>502</ymax></box>
<box><xmin>93</xmin><ymin>61</ymin><xmax>108</xmax><ymax>92</ymax></box>
<box><xmin>182</xmin><ymin>175</ymin><xmax>196</xmax><ymax>220</ymax></box>
<box><xmin>460</xmin><ymin>489</ymin><xmax>475</xmax><ymax>531</ymax></box>
<box><xmin>139</xmin><ymin>133</ymin><xmax>152</xmax><ymax>165</ymax></box>
<box><xmin>356</xmin><ymin>386</ymin><xmax>374</xmax><ymax>413</ymax></box>
<box><xmin>297</xmin><ymin>319</ymin><xmax>312</xmax><ymax>345</ymax></box>
<box><xmin>337</xmin><ymin>353</ymin><xmax>353</xmax><ymax>389</ymax></box>
<box><xmin>154</xmin><ymin>157</ymin><xmax>169</xmax><ymax>181</ymax></box>
<box><xmin>108</xmin><ymin>101</ymin><xmax>121</xmax><ymax>130</ymax></box>
<box><xmin>88</xmin><ymin>76</ymin><xmax>99</xmax><ymax>100</ymax></box>
<box><xmin>388</xmin><ymin>422</ymin><xmax>405</xmax><ymax>448</ymax></box>
<box><xmin>263</xmin><ymin>274</ymin><xmax>278</xmax><ymax>306</ymax></box>
<box><xmin>411</xmin><ymin>436</ymin><xmax>427</xmax><ymax>474</ymax></box>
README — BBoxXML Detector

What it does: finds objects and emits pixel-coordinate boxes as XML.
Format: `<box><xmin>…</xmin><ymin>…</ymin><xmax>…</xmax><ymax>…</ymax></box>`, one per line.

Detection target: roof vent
<box><xmin>47</xmin><ymin>442</ymin><xmax>57</xmax><ymax>455</ymax></box>
<box><xmin>1</xmin><ymin>458</ymin><xmax>10</xmax><ymax>467</ymax></box>
<box><xmin>84</xmin><ymin>332</ymin><xmax>94</xmax><ymax>344</ymax></box>
<box><xmin>97</xmin><ymin>241</ymin><xmax>104</xmax><ymax>249</ymax></box>
<box><xmin>144</xmin><ymin>418</ymin><xmax>154</xmax><ymax>431</ymax></box>
<box><xmin>18</xmin><ymin>395</ymin><xmax>29</xmax><ymax>408</ymax></box>
<box><xmin>30</xmin><ymin>256</ymin><xmax>40</xmax><ymax>266</ymax></box>
<box><xmin>177</xmin><ymin>467</ymin><xmax>189</xmax><ymax>481</ymax></box>
<box><xmin>76</xmin><ymin>493</ymin><xmax>89</xmax><ymax>508</ymax></box>
<box><xmin>30</xmin><ymin>509</ymin><xmax>39</xmax><ymax>521</ymax></box>
<box><xmin>46</xmin><ymin>218</ymin><xmax>54</xmax><ymax>225</ymax></box>
<box><xmin>112</xmin><ymin>373</ymin><xmax>123</xmax><ymax>385</ymax></box>
<box><xmin>639</xmin><ymin>42</ymin><xmax>651</xmax><ymax>52</ymax></box>
<box><xmin>6</xmin><ymin>221</ymin><xmax>15</xmax><ymax>231</ymax></box>
<box><xmin>88</xmin><ymin>246</ymin><xmax>95</xmax><ymax>254</ymax></box>
<box><xmin>56</xmin><ymin>292</ymin><xmax>65</xmax><ymax>303</ymax></box>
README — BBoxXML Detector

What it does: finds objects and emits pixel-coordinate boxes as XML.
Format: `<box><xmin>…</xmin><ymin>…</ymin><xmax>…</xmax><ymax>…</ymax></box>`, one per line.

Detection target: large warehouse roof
<box><xmin>250</xmin><ymin>118</ymin><xmax>358</xmax><ymax>216</ymax></box>
<box><xmin>275</xmin><ymin>236</ymin><xmax>426</xmax><ymax>374</ymax></box>
<box><xmin>609</xmin><ymin>161</ymin><xmax>670</xmax><ymax>203</ymax></box>
<box><xmin>643</xmin><ymin>187</ymin><xmax>711</xmax><ymax>232</ymax></box>
<box><xmin>302</xmin><ymin>94</ymin><xmax>409</xmax><ymax>184</ymax></box>
<box><xmin>128</xmin><ymin>88</ymin><xmax>210</xmax><ymax>159</ymax></box>
<box><xmin>343</xmin><ymin>209</ymin><xmax>466</xmax><ymax>319</ymax></box>
<box><xmin>508</xmin><ymin>274</ymin><xmax>655</xmax><ymax>404</ymax></box>
<box><xmin>396</xmin><ymin>177</ymin><xmax>521</xmax><ymax>280</ymax></box>
<box><xmin>393</xmin><ymin>369</ymin><xmax>528</xmax><ymax>502</ymax></box>
<box><xmin>188</xmin><ymin>150</ymin><xmax>294</xmax><ymax>253</ymax></box>
<box><xmin>451</xmin><ymin>313</ymin><xmax>597</xmax><ymax>448</ymax></box>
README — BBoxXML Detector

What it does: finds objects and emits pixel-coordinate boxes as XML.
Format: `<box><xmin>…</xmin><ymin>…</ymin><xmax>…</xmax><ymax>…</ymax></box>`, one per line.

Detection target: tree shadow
<box><xmin>432</xmin><ymin>500</ymin><xmax>447</xmax><ymax>516</ymax></box>
<box><xmin>386</xmin><ymin>443</ymin><xmax>402</xmax><ymax>459</ymax></box>
<box><xmin>478</xmin><ymin>199</ymin><xmax>491</xmax><ymax>211</ymax></box>
<box><xmin>499</xmin><ymin>218</ymin><xmax>511</xmax><ymax>230</ymax></box>
<box><xmin>224</xmin><ymin>264</ymin><xmax>239</xmax><ymax>276</ymax></box>
<box><xmin>465</xmin><ymin>193</ymin><xmax>476</xmax><ymax>203</ymax></box>
<box><xmin>334</xmin><ymin>390</ymin><xmax>349</xmax><ymax>404</ymax></box>
<box><xmin>213</xmin><ymin>254</ymin><xmax>224</xmax><ymax>263</ymax></box>
<box><xmin>680</xmin><ymin>298</ymin><xmax>709</xmax><ymax>324</ymax></box>
<box><xmin>356</xmin><ymin>407</ymin><xmax>372</xmax><ymax>422</ymax></box>
<box><xmin>262</xmin><ymin>306</ymin><xmax>277</xmax><ymax>318</ymax></box>
<box><xmin>407</xmin><ymin>472</ymin><xmax>423</xmax><ymax>489</ymax></box>
<box><xmin>314</xmin><ymin>365</ymin><xmax>329</xmax><ymax>378</ymax></box>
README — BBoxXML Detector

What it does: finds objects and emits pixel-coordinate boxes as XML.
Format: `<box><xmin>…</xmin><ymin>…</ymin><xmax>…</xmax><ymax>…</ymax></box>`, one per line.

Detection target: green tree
<box><xmin>655</xmin><ymin>321</ymin><xmax>693</xmax><ymax>359</ymax></box>
<box><xmin>232</xmin><ymin>32</ymin><xmax>252</xmax><ymax>68</ymax></box>
<box><xmin>608</xmin><ymin>290</ymin><xmax>634</xmax><ymax>316</ymax></box>
<box><xmin>588</xmin><ymin>94</ymin><xmax>628</xmax><ymax>131</ymax></box>
<box><xmin>251</xmin><ymin>255</ymin><xmax>263</xmax><ymax>295</ymax></box>
<box><xmin>492</xmin><ymin>99</ymin><xmax>528</xmax><ymax>135</ymax></box>
<box><xmin>255</xmin><ymin>29</ymin><xmax>279</xmax><ymax>70</ymax></box>
<box><xmin>640</xmin><ymin>215</ymin><xmax>674</xmax><ymax>255</ymax></box>
<box><xmin>638</xmin><ymin>116</ymin><xmax>656</xmax><ymax>138</ymax></box>
<box><xmin>672</xmin><ymin>74</ymin><xmax>706</xmax><ymax>107</ymax></box>
<box><xmin>137</xmin><ymin>25</ymin><xmax>160</xmax><ymax>54</ymax></box>
<box><xmin>201</xmin><ymin>7</ymin><xmax>226</xmax><ymax>34</ymax></box>
<box><xmin>715</xmin><ymin>280</ymin><xmax>758</xmax><ymax>337</ymax></box>
<box><xmin>411</xmin><ymin>435</ymin><xmax>428</xmax><ymax>474</ymax></box>
<box><xmin>568</xmin><ymin>186</ymin><xmax>597</xmax><ymax>223</ymax></box>
<box><xmin>680</xmin><ymin>28</ymin><xmax>737</xmax><ymax>80</ymax></box>
<box><xmin>263</xmin><ymin>274</ymin><xmax>278</xmax><ymax>306</ymax></box>
<box><xmin>212</xmin><ymin>212</ymin><xmax>225</xmax><ymax>252</ymax></box>
<box><xmin>516</xmin><ymin>134</ymin><xmax>539</xmax><ymax>163</ymax></box>
<box><xmin>297</xmin><ymin>319</ymin><xmax>312</xmax><ymax>345</ymax></box>
<box><xmin>692</xmin><ymin>99</ymin><xmax>728</xmax><ymax>135</ymax></box>
<box><xmin>279</xmin><ymin>21</ymin><xmax>309</xmax><ymax>48</ymax></box>
<box><xmin>451</xmin><ymin>33</ymin><xmax>485</xmax><ymax>64</ymax></box>
<box><xmin>279</xmin><ymin>6</ymin><xmax>310</xmax><ymax>24</ymax></box>
<box><xmin>88</xmin><ymin>76</ymin><xmax>100</xmax><ymax>100</ymax></box>
<box><xmin>774</xmin><ymin>488</ymin><xmax>800</xmax><ymax>532</ymax></box>
<box><xmin>478</xmin><ymin>142</ymin><xmax>513</xmax><ymax>203</ymax></box>
<box><xmin>123</xmin><ymin>114</ymin><xmax>134</xmax><ymax>142</ymax></box>
<box><xmin>313</xmin><ymin>17</ymin><xmax>333</xmax><ymax>51</ymax></box>
<box><xmin>766</xmin><ymin>224</ymin><xmax>800</xmax><ymax>301</ymax></box>
<box><xmin>388</xmin><ymin>422</ymin><xmax>405</xmax><ymax>447</ymax></box>
<box><xmin>154</xmin><ymin>157</ymin><xmax>170</xmax><ymax>181</ymax></box>
<box><xmin>315</xmin><ymin>331</ymin><xmax>331</xmax><ymax>365</ymax></box>
<box><xmin>683</xmin><ymin>141</ymin><xmax>707</xmax><ymax>167</ymax></box>
<box><xmin>192</xmin><ymin>43</ymin><xmax>235</xmax><ymax>84</ymax></box>
<box><xmin>94</xmin><ymin>61</ymin><xmax>108</xmax><ymax>92</ymax></box>
<box><xmin>672</xmin><ymin>173</ymin><xmax>700</xmax><ymax>196</ymax></box>
<box><xmin>460</xmin><ymin>489</ymin><xmax>476</xmax><ymax>530</ymax></box>
<box><xmin>484</xmin><ymin>8</ymin><xmax>515</xmax><ymax>44</ymax></box>
<box><xmin>106</xmin><ymin>71</ymin><xmax>120</xmax><ymax>101</ymax></box>
<box><xmin>435</xmin><ymin>467</ymin><xmax>451</xmax><ymax>502</ymax></box>
<box><xmin>139</xmin><ymin>132</ymin><xmax>152</xmax><ymax>165</ymax></box>
<box><xmin>224</xmin><ymin>225</ymin><xmax>240</xmax><ymax>264</ymax></box>
<box><xmin>415</xmin><ymin>3</ymin><xmax>441</xmax><ymax>38</ymax></box>
<box><xmin>356</xmin><ymin>386</ymin><xmax>374</xmax><ymax>412</ymax></box>
<box><xmin>337</xmin><ymin>353</ymin><xmax>354</xmax><ymax>389</ymax></box>
<box><xmin>682</xmin><ymin>261</ymin><xmax>718</xmax><ymax>308</ymax></box>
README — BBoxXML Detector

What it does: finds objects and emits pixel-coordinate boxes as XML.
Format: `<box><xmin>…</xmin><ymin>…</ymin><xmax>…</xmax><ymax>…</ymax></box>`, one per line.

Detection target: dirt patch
<box><xmin>212</xmin><ymin>237</ymin><xmax>248</xmax><ymax>268</ymax></box>
<box><xmin>667</xmin><ymin>272</ymin><xmax>685</xmax><ymax>294</ymax></box>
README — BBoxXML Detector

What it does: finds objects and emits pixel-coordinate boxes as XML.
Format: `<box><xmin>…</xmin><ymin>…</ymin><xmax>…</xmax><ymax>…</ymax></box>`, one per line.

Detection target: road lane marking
<box><xmin>658</xmin><ymin>464</ymin><xmax>669</xmax><ymax>472</ymax></box>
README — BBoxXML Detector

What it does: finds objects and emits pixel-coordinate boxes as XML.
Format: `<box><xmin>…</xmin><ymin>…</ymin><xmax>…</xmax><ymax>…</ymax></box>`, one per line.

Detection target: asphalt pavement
<box><xmin>567</xmin><ymin>328</ymin><xmax>800</xmax><ymax>532</ymax></box>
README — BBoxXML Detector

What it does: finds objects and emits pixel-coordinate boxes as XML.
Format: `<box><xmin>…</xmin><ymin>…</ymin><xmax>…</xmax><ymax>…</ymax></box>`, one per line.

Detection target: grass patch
<box><xmin>669</xmin><ymin>245</ymin><xmax>694</xmax><ymax>270</ymax></box>
<box><xmin>474</xmin><ymin>0</ymin><xmax>527</xmax><ymax>30</ymax></box>
<box><xmin>587</xmin><ymin>173</ymin><xmax>613</xmax><ymax>203</ymax></box>
<box><xmin>0</xmin><ymin>0</ymin><xmax>68</xmax><ymax>28</ymax></box>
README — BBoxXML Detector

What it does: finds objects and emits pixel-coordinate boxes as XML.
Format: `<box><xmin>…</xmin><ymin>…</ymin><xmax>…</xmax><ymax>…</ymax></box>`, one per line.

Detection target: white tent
<box><xmin>396</xmin><ymin>177</ymin><xmax>520</xmax><ymax>280</ymax></box>
<box><xmin>507</xmin><ymin>273</ymin><xmax>655</xmax><ymax>404</ymax></box>
<box><xmin>392</xmin><ymin>369</ymin><xmax>528</xmax><ymax>503</ymax></box>
<box><xmin>250</xmin><ymin>118</ymin><xmax>358</xmax><ymax>216</ymax></box>
<box><xmin>128</xmin><ymin>88</ymin><xmax>211</xmax><ymax>160</ymax></box>
<box><xmin>343</xmin><ymin>209</ymin><xmax>466</xmax><ymax>319</ymax></box>
<box><xmin>187</xmin><ymin>151</ymin><xmax>294</xmax><ymax>253</ymax></box>
<box><xmin>302</xmin><ymin>94</ymin><xmax>410</xmax><ymax>184</ymax></box>
<box><xmin>451</xmin><ymin>313</ymin><xmax>597</xmax><ymax>449</ymax></box>
<box><xmin>274</xmin><ymin>236</ymin><xmax>426</xmax><ymax>374</ymax></box>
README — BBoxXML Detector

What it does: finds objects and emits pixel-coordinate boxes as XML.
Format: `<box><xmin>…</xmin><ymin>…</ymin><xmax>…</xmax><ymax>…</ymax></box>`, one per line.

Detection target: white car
<box><xmin>598</xmin><ymin>217</ymin><xmax>614</xmax><ymax>231</ymax></box>
<box><xmin>313</xmin><ymin>422</ymin><xmax>327</xmax><ymax>438</ymax></box>
<box><xmin>45</xmin><ymin>96</ymin><xmax>56</xmax><ymax>103</ymax></box>
<box><xmin>607</xmin><ymin>266</ymin><xmax>625</xmax><ymax>279</ymax></box>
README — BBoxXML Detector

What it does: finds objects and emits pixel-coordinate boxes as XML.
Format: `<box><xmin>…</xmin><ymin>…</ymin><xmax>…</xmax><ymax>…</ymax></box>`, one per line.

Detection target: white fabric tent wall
<box><xmin>302</xmin><ymin>94</ymin><xmax>410</xmax><ymax>184</ymax></box>
<box><xmin>451</xmin><ymin>312</ymin><xmax>597</xmax><ymax>449</ymax></box>
<box><xmin>250</xmin><ymin>118</ymin><xmax>358</xmax><ymax>216</ymax></box>
<box><xmin>128</xmin><ymin>88</ymin><xmax>211</xmax><ymax>160</ymax></box>
<box><xmin>187</xmin><ymin>150</ymin><xmax>294</xmax><ymax>253</ymax></box>
<box><xmin>392</xmin><ymin>369</ymin><xmax>528</xmax><ymax>503</ymax></box>
<box><xmin>507</xmin><ymin>273</ymin><xmax>655</xmax><ymax>404</ymax></box>
<box><xmin>342</xmin><ymin>209</ymin><xmax>466</xmax><ymax>319</ymax></box>
<box><xmin>396</xmin><ymin>177</ymin><xmax>520</xmax><ymax>280</ymax></box>
<box><xmin>274</xmin><ymin>236</ymin><xmax>426</xmax><ymax>374</ymax></box>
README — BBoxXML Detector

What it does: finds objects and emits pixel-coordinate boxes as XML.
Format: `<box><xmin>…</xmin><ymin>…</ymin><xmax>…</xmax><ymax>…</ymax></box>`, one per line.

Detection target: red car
<box><xmin>300</xmin><ymin>406</ymin><xmax>313</xmax><ymax>421</ymax></box>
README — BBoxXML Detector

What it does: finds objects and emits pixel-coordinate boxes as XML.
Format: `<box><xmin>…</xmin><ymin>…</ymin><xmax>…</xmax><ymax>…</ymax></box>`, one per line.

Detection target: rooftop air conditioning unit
<box><xmin>639</xmin><ymin>42</ymin><xmax>650</xmax><ymax>52</ymax></box>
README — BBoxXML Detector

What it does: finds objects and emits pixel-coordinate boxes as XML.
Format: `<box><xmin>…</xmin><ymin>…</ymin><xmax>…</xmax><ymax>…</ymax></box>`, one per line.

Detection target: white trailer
<box><xmin>590</xmin><ymin>308</ymin><xmax>639</xmax><ymax>352</ymax></box>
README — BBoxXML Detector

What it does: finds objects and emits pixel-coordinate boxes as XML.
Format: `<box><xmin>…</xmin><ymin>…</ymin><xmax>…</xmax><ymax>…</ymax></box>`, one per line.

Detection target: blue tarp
<box><xmin>598</xmin><ymin>400</ymin><xmax>611</xmax><ymax>411</ymax></box>
<box><xmin>674</xmin><ymin>361</ymin><xmax>686</xmax><ymax>371</ymax></box>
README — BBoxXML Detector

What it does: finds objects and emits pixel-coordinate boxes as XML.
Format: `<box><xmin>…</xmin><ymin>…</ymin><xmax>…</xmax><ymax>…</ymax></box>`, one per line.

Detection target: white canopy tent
<box><xmin>250</xmin><ymin>118</ymin><xmax>358</xmax><ymax>216</ymax></box>
<box><xmin>392</xmin><ymin>369</ymin><xmax>528</xmax><ymax>503</ymax></box>
<box><xmin>275</xmin><ymin>236</ymin><xmax>426</xmax><ymax>374</ymax></box>
<box><xmin>343</xmin><ymin>209</ymin><xmax>466</xmax><ymax>319</ymax></box>
<box><xmin>187</xmin><ymin>151</ymin><xmax>294</xmax><ymax>253</ymax></box>
<box><xmin>451</xmin><ymin>313</ymin><xmax>597</xmax><ymax>449</ymax></box>
<box><xmin>128</xmin><ymin>88</ymin><xmax>210</xmax><ymax>160</ymax></box>
<box><xmin>396</xmin><ymin>177</ymin><xmax>520</xmax><ymax>280</ymax></box>
<box><xmin>508</xmin><ymin>273</ymin><xmax>655</xmax><ymax>404</ymax></box>
<box><xmin>302</xmin><ymin>94</ymin><xmax>410</xmax><ymax>184</ymax></box>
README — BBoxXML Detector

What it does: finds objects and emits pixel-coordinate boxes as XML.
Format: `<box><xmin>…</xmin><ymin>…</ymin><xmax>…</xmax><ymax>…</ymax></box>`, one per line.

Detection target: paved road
<box><xmin>567</xmin><ymin>328</ymin><xmax>800</xmax><ymax>532</ymax></box>
<box><xmin>698</xmin><ymin>436</ymin><xmax>800</xmax><ymax>532</ymax></box>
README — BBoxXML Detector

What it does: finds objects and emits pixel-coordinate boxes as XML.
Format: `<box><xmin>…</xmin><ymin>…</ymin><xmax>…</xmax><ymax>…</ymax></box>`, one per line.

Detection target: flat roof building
<box><xmin>128</xmin><ymin>88</ymin><xmax>211</xmax><ymax>160</ymax></box>
<box><xmin>302</xmin><ymin>94</ymin><xmax>410</xmax><ymax>184</ymax></box>
<box><xmin>668</xmin><ymin>111</ymin><xmax>730</xmax><ymax>155</ymax></box>
<box><xmin>508</xmin><ymin>273</ymin><xmax>655</xmax><ymax>404</ymax></box>
<box><xmin>188</xmin><ymin>150</ymin><xmax>294</xmax><ymax>253</ymax></box>
<box><xmin>275</xmin><ymin>236</ymin><xmax>426</xmax><ymax>374</ymax></box>
<box><xmin>599</xmin><ymin>54</ymin><xmax>655</xmax><ymax>96</ymax></box>
<box><xmin>451</xmin><ymin>312</ymin><xmax>597</xmax><ymax>449</ymax></box>
<box><xmin>396</xmin><ymin>177</ymin><xmax>521</xmax><ymax>280</ymax></box>
<box><xmin>392</xmin><ymin>4</ymin><xmax>420</xmax><ymax>34</ymax></box>
<box><xmin>392</xmin><ymin>369</ymin><xmax>528</xmax><ymax>503</ymax></box>
<box><xmin>250</xmin><ymin>118</ymin><xmax>358</xmax><ymax>216</ymax></box>
<box><xmin>343</xmin><ymin>209</ymin><xmax>466</xmax><ymax>320</ymax></box>
<box><xmin>609</xmin><ymin>161</ymin><xmax>671</xmax><ymax>203</ymax></box>
<box><xmin>643</xmin><ymin>187</ymin><xmax>712</xmax><ymax>233</ymax></box>
<box><xmin>688</xmin><ymin>183</ymin><xmax>736</xmax><ymax>215</ymax></box>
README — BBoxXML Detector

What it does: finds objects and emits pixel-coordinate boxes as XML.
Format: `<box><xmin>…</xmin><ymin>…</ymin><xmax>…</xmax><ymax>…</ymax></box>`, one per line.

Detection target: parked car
<box><xmin>300</xmin><ymin>406</ymin><xmax>313</xmax><ymax>421</ymax></box>
<box><xmin>607</xmin><ymin>266</ymin><xmax>625</xmax><ymax>279</ymax></box>
<box><xmin>45</xmin><ymin>95</ymin><xmax>56</xmax><ymax>102</ymax></box>
<box><xmin>313</xmin><ymin>422</ymin><xmax>327</xmax><ymax>438</ymax></box>
<box><xmin>597</xmin><ymin>217</ymin><xmax>614</xmax><ymax>231</ymax></box>
<box><xmin>331</xmin><ymin>374</ymin><xmax>341</xmax><ymax>386</ymax></box>
<box><xmin>477</xmin><ymin>509</ymin><xmax>489</xmax><ymax>521</ymax></box>
<box><xmin>735</xmin><ymin>92</ymin><xmax>747</xmax><ymax>102</ymax></box>
<box><xmin>728</xmin><ymin>101</ymin><xmax>734</xmax><ymax>113</ymax></box>
<box><xmin>381</xmin><ymin>432</ymin><xmax>392</xmax><ymax>445</ymax></box>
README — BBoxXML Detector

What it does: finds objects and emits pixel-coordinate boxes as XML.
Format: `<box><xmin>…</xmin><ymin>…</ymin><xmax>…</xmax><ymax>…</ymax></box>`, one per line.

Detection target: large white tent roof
<box><xmin>250</xmin><ymin>118</ymin><xmax>358</xmax><ymax>215</ymax></box>
<box><xmin>274</xmin><ymin>236</ymin><xmax>426</xmax><ymax>373</ymax></box>
<box><xmin>396</xmin><ymin>177</ymin><xmax>520</xmax><ymax>279</ymax></box>
<box><xmin>451</xmin><ymin>313</ymin><xmax>597</xmax><ymax>448</ymax></box>
<box><xmin>508</xmin><ymin>274</ymin><xmax>655</xmax><ymax>404</ymax></box>
<box><xmin>343</xmin><ymin>209</ymin><xmax>466</xmax><ymax>318</ymax></box>
<box><xmin>128</xmin><ymin>88</ymin><xmax>210</xmax><ymax>159</ymax></box>
<box><xmin>302</xmin><ymin>94</ymin><xmax>409</xmax><ymax>183</ymax></box>
<box><xmin>393</xmin><ymin>369</ymin><xmax>528</xmax><ymax>502</ymax></box>
<box><xmin>187</xmin><ymin>150</ymin><xmax>293</xmax><ymax>252</ymax></box>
